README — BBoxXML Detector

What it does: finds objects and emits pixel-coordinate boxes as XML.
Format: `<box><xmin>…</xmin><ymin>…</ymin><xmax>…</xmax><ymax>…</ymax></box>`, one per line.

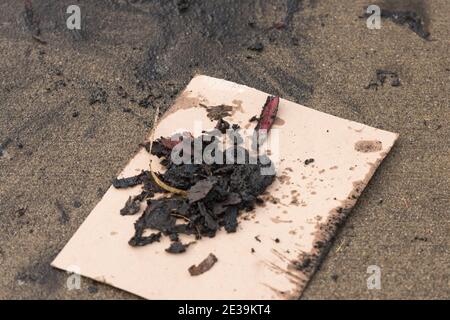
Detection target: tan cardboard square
<box><xmin>52</xmin><ymin>75</ymin><xmax>398</xmax><ymax>299</ymax></box>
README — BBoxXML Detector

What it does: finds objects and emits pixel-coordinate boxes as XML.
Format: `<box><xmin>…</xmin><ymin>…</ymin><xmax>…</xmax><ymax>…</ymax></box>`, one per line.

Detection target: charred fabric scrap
<box><xmin>114</xmin><ymin>96</ymin><xmax>280</xmax><ymax>253</ymax></box>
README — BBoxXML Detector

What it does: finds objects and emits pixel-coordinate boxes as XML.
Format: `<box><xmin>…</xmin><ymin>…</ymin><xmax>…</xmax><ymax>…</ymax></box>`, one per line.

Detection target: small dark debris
<box><xmin>247</xmin><ymin>42</ymin><xmax>264</xmax><ymax>52</ymax></box>
<box><xmin>176</xmin><ymin>0</ymin><xmax>190</xmax><ymax>13</ymax></box>
<box><xmin>284</xmin><ymin>0</ymin><xmax>302</xmax><ymax>28</ymax></box>
<box><xmin>255</xmin><ymin>235</ymin><xmax>261</xmax><ymax>243</ymax></box>
<box><xmin>116</xmin><ymin>86</ymin><xmax>128</xmax><ymax>98</ymax></box>
<box><xmin>138</xmin><ymin>97</ymin><xmax>152</xmax><ymax>109</ymax></box>
<box><xmin>16</xmin><ymin>207</ymin><xmax>28</xmax><ymax>217</ymax></box>
<box><xmin>331</xmin><ymin>274</ymin><xmax>339</xmax><ymax>282</ymax></box>
<box><xmin>54</xmin><ymin>79</ymin><xmax>66</xmax><ymax>89</ymax></box>
<box><xmin>112</xmin><ymin>171</ymin><xmax>147</xmax><ymax>189</ymax></box>
<box><xmin>413</xmin><ymin>236</ymin><xmax>428</xmax><ymax>242</ymax></box>
<box><xmin>89</xmin><ymin>88</ymin><xmax>108</xmax><ymax>105</ymax></box>
<box><xmin>55</xmin><ymin>201</ymin><xmax>69</xmax><ymax>224</ymax></box>
<box><xmin>314</xmin><ymin>241</ymin><xmax>324</xmax><ymax>249</ymax></box>
<box><xmin>188</xmin><ymin>253</ymin><xmax>218</xmax><ymax>276</ymax></box>
<box><xmin>88</xmin><ymin>286</ymin><xmax>98</xmax><ymax>294</ymax></box>
<box><xmin>169</xmin><ymin>233</ymin><xmax>179</xmax><ymax>242</ymax></box>
<box><xmin>274</xmin><ymin>238</ymin><xmax>280</xmax><ymax>243</ymax></box>
<box><xmin>296</xmin><ymin>257</ymin><xmax>311</xmax><ymax>271</ymax></box>
<box><xmin>365</xmin><ymin>70</ymin><xmax>401</xmax><ymax>90</ymax></box>
<box><xmin>53</xmin><ymin>68</ymin><xmax>63</xmax><ymax>76</ymax></box>
<box><xmin>251</xmin><ymin>248</ymin><xmax>255</xmax><ymax>253</ymax></box>
<box><xmin>15</xmin><ymin>258</ymin><xmax>56</xmax><ymax>286</ymax></box>
<box><xmin>23</xmin><ymin>0</ymin><xmax>41</xmax><ymax>37</ymax></box>
<box><xmin>129</xmin><ymin>232</ymin><xmax>161</xmax><ymax>247</ymax></box>
<box><xmin>202</xmin><ymin>104</ymin><xmax>233</xmax><ymax>121</ymax></box>
<box><xmin>165</xmin><ymin>241</ymin><xmax>191</xmax><ymax>254</ymax></box>
<box><xmin>31</xmin><ymin>35</ymin><xmax>47</xmax><ymax>45</ymax></box>
<box><xmin>187</xmin><ymin>177</ymin><xmax>218</xmax><ymax>203</ymax></box>
<box><xmin>380</xmin><ymin>10</ymin><xmax>430</xmax><ymax>39</ymax></box>
<box><xmin>391</xmin><ymin>78</ymin><xmax>401</xmax><ymax>87</ymax></box>
<box><xmin>215</xmin><ymin>118</ymin><xmax>230</xmax><ymax>134</ymax></box>
<box><xmin>97</xmin><ymin>187</ymin><xmax>104</xmax><ymax>197</ymax></box>
<box><xmin>73</xmin><ymin>200</ymin><xmax>82</xmax><ymax>208</ymax></box>
<box><xmin>223</xmin><ymin>207</ymin><xmax>238</xmax><ymax>233</ymax></box>
<box><xmin>72</xmin><ymin>111</ymin><xmax>79</xmax><ymax>118</ymax></box>
<box><xmin>304</xmin><ymin>158</ymin><xmax>315</xmax><ymax>165</ymax></box>
<box><xmin>249</xmin><ymin>116</ymin><xmax>259</xmax><ymax>123</ymax></box>
<box><xmin>120</xmin><ymin>196</ymin><xmax>141</xmax><ymax>216</ymax></box>
<box><xmin>273</xmin><ymin>21</ymin><xmax>287</xmax><ymax>30</ymax></box>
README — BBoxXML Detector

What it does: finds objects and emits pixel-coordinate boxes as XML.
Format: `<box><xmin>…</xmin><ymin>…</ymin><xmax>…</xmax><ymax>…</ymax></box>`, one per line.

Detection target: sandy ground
<box><xmin>0</xmin><ymin>0</ymin><xmax>448</xmax><ymax>299</ymax></box>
